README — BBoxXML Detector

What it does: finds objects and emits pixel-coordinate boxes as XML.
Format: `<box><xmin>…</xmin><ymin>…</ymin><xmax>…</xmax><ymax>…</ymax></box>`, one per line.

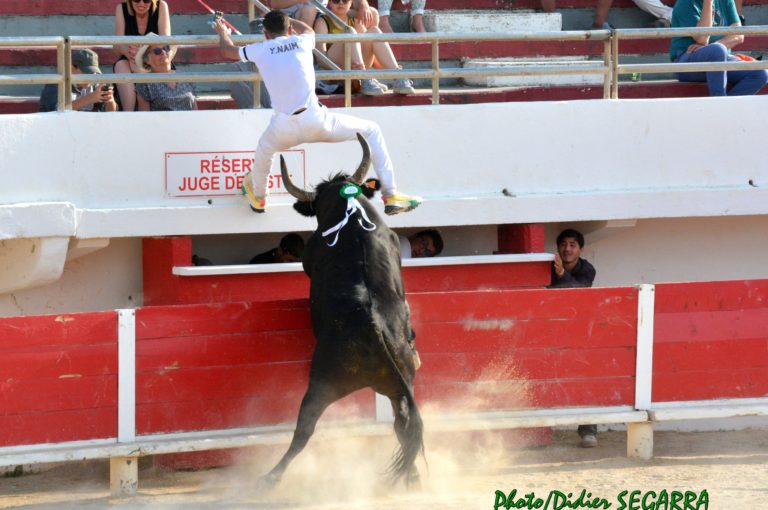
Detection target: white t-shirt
<box><xmin>239</xmin><ymin>33</ymin><xmax>317</xmax><ymax>115</ymax></box>
<box><xmin>399</xmin><ymin>235</ymin><xmax>412</xmax><ymax>259</ymax></box>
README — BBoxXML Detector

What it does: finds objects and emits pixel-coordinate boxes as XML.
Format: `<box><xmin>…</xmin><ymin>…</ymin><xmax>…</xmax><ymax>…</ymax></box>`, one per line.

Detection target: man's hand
<box><xmin>354</xmin><ymin>0</ymin><xmax>374</xmax><ymax>26</ymax></box>
<box><xmin>687</xmin><ymin>43</ymin><xmax>704</xmax><ymax>53</ymax></box>
<box><xmin>213</xmin><ymin>18</ymin><xmax>232</xmax><ymax>37</ymax></box>
<box><xmin>553</xmin><ymin>254</ymin><xmax>565</xmax><ymax>278</ymax></box>
<box><xmin>213</xmin><ymin>18</ymin><xmax>241</xmax><ymax>61</ymax></box>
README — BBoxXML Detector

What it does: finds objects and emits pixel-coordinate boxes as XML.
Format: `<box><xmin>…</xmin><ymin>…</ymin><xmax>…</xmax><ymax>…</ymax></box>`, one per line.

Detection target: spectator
<box><xmin>670</xmin><ymin>0</ymin><xmax>767</xmax><ymax>96</ymax></box>
<box><xmin>314</xmin><ymin>0</ymin><xmax>415</xmax><ymax>96</ymax></box>
<box><xmin>548</xmin><ymin>228</ymin><xmax>598</xmax><ymax>448</ymax></box>
<box><xmin>230</xmin><ymin>19</ymin><xmax>272</xmax><ymax>109</ymax></box>
<box><xmin>191</xmin><ymin>254</ymin><xmax>214</xmax><ymax>266</ymax></box>
<box><xmin>213</xmin><ymin>11</ymin><xmax>422</xmax><ymax>215</ymax></box>
<box><xmin>114</xmin><ymin>0</ymin><xmax>172</xmax><ymax>111</ymax></box>
<box><xmin>135</xmin><ymin>41</ymin><xmax>197</xmax><ymax>111</ymax></box>
<box><xmin>541</xmin><ymin>0</ymin><xmax>673</xmax><ymax>29</ymax></box>
<box><xmin>39</xmin><ymin>49</ymin><xmax>117</xmax><ymax>112</ymax></box>
<box><xmin>399</xmin><ymin>229</ymin><xmax>443</xmax><ymax>259</ymax></box>
<box><xmin>378</xmin><ymin>0</ymin><xmax>427</xmax><ymax>33</ymax></box>
<box><xmin>250</xmin><ymin>233</ymin><xmax>305</xmax><ymax>263</ymax></box>
<box><xmin>549</xmin><ymin>228</ymin><xmax>596</xmax><ymax>289</ymax></box>
<box><xmin>271</xmin><ymin>0</ymin><xmax>325</xmax><ymax>27</ymax></box>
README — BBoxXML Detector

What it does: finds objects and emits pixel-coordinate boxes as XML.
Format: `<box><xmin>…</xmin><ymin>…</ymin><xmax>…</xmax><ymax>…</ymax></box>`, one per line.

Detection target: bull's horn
<box><xmin>351</xmin><ymin>133</ymin><xmax>372</xmax><ymax>184</ymax></box>
<box><xmin>280</xmin><ymin>155</ymin><xmax>315</xmax><ymax>202</ymax></box>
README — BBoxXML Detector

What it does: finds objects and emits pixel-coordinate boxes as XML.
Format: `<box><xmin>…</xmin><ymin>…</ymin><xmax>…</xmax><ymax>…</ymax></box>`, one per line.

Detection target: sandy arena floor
<box><xmin>1</xmin><ymin>428</ymin><xmax>766</xmax><ymax>509</ymax></box>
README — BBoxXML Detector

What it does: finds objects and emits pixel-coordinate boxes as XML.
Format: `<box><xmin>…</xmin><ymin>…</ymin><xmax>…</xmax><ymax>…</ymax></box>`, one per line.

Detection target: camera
<box><xmin>101</xmin><ymin>84</ymin><xmax>110</xmax><ymax>92</ymax></box>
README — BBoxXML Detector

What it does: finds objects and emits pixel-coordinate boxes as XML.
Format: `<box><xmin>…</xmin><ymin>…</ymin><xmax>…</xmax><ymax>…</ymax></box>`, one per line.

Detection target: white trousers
<box><xmin>378</xmin><ymin>0</ymin><xmax>426</xmax><ymax>16</ymax></box>
<box><xmin>633</xmin><ymin>0</ymin><xmax>673</xmax><ymax>20</ymax></box>
<box><xmin>252</xmin><ymin>102</ymin><xmax>397</xmax><ymax>198</ymax></box>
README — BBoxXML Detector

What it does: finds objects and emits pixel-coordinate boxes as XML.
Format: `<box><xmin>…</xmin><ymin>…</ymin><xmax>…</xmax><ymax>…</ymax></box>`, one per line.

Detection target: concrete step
<box><xmin>423</xmin><ymin>10</ymin><xmax>562</xmax><ymax>32</ymax></box>
<box><xmin>462</xmin><ymin>56</ymin><xmax>604</xmax><ymax>87</ymax></box>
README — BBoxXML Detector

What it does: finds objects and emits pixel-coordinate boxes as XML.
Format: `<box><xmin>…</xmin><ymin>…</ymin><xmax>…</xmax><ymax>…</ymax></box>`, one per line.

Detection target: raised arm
<box><xmin>212</xmin><ymin>19</ymin><xmax>242</xmax><ymax>61</ymax></box>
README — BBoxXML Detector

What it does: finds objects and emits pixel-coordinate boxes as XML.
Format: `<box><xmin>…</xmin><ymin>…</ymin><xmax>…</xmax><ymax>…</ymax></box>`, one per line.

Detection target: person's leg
<box><xmin>676</xmin><ymin>43</ymin><xmax>729</xmax><ymax>96</ymax></box>
<box><xmin>632</xmin><ymin>0</ymin><xmax>672</xmax><ymax>20</ymax></box>
<box><xmin>577</xmin><ymin>424</ymin><xmax>598</xmax><ymax>447</ymax></box>
<box><xmin>361</xmin><ymin>26</ymin><xmax>399</xmax><ymax>70</ymax></box>
<box><xmin>114</xmin><ymin>59</ymin><xmax>136</xmax><ymax>111</ymax></box>
<box><xmin>251</xmin><ymin>115</ymin><xmax>298</xmax><ymax>199</ymax></box>
<box><xmin>593</xmin><ymin>0</ymin><xmax>614</xmax><ymax>28</ymax></box>
<box><xmin>726</xmin><ymin>58</ymin><xmax>768</xmax><ymax>95</ymax></box>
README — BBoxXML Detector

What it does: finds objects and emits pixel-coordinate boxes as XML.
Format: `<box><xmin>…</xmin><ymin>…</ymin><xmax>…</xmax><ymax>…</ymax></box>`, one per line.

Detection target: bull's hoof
<box><xmin>254</xmin><ymin>472</ymin><xmax>281</xmax><ymax>492</ymax></box>
<box><xmin>405</xmin><ymin>470</ymin><xmax>422</xmax><ymax>490</ymax></box>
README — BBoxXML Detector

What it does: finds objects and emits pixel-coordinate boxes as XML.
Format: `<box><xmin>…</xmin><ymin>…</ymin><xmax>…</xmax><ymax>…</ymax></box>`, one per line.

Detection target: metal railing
<box><xmin>2</xmin><ymin>25</ymin><xmax>768</xmax><ymax>111</ymax></box>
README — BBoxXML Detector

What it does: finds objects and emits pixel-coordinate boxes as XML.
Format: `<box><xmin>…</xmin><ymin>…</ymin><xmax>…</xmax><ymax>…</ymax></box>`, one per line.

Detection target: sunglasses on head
<box><xmin>151</xmin><ymin>45</ymin><xmax>171</xmax><ymax>55</ymax></box>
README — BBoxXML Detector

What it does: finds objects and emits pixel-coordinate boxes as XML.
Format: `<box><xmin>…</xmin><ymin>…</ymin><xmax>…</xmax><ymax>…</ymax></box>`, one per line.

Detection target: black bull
<box><xmin>260</xmin><ymin>134</ymin><xmax>424</xmax><ymax>488</ymax></box>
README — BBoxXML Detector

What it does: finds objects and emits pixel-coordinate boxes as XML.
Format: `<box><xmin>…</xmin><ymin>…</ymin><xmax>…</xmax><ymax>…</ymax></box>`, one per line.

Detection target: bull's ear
<box><xmin>293</xmin><ymin>200</ymin><xmax>316</xmax><ymax>217</ymax></box>
<box><xmin>362</xmin><ymin>178</ymin><xmax>380</xmax><ymax>198</ymax></box>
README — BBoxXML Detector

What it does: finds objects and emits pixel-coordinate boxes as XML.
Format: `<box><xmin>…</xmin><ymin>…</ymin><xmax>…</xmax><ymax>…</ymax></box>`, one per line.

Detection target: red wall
<box><xmin>0</xmin><ymin>312</ymin><xmax>117</xmax><ymax>447</ymax></box>
<box><xmin>653</xmin><ymin>279</ymin><xmax>768</xmax><ymax>402</ymax></box>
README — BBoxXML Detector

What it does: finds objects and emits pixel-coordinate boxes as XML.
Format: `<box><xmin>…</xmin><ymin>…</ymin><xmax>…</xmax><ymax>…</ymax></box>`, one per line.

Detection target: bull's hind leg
<box><xmin>259</xmin><ymin>382</ymin><xmax>339</xmax><ymax>488</ymax></box>
<box><xmin>389</xmin><ymin>393</ymin><xmax>424</xmax><ymax>488</ymax></box>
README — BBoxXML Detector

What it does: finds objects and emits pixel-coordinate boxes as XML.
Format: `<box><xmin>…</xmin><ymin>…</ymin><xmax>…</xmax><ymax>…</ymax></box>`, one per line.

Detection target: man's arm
<box><xmin>289</xmin><ymin>16</ymin><xmax>315</xmax><ymax>35</ymax></box>
<box><xmin>213</xmin><ymin>19</ymin><xmax>243</xmax><ymax>61</ymax></box>
<box><xmin>693</xmin><ymin>0</ymin><xmax>714</xmax><ymax>45</ymax></box>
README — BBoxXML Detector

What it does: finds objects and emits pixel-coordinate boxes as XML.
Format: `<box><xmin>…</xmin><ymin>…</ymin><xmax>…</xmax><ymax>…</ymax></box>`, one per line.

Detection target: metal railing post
<box><xmin>431</xmin><ymin>39</ymin><xmax>440</xmax><ymax>105</ymax></box>
<box><xmin>611</xmin><ymin>32</ymin><xmax>619</xmax><ymax>99</ymax></box>
<box><xmin>344</xmin><ymin>42</ymin><xmax>352</xmax><ymax>108</ymax></box>
<box><xmin>62</xmin><ymin>38</ymin><xmax>72</xmax><ymax>111</ymax></box>
<box><xmin>603</xmin><ymin>36</ymin><xmax>611</xmax><ymax>100</ymax></box>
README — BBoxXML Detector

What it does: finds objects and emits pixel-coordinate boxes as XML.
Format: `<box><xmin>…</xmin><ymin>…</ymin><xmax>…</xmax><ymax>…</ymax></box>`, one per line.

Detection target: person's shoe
<box><xmin>393</xmin><ymin>78</ymin><xmax>415</xmax><ymax>95</ymax></box>
<box><xmin>580</xmin><ymin>433</ymin><xmax>598</xmax><ymax>448</ymax></box>
<box><xmin>383</xmin><ymin>192</ymin><xmax>422</xmax><ymax>215</ymax></box>
<box><xmin>361</xmin><ymin>78</ymin><xmax>386</xmax><ymax>96</ymax></box>
<box><xmin>241</xmin><ymin>174</ymin><xmax>266</xmax><ymax>213</ymax></box>
<box><xmin>649</xmin><ymin>18</ymin><xmax>671</xmax><ymax>28</ymax></box>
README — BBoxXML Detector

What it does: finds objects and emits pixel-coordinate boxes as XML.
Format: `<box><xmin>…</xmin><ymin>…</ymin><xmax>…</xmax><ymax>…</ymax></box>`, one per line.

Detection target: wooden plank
<box><xmin>654</xmin><ymin>338</ymin><xmax>768</xmax><ymax>372</ymax></box>
<box><xmin>0</xmin><ymin>344</ymin><xmax>116</xmax><ymax>379</ymax></box>
<box><xmin>136</xmin><ymin>363</ymin><xmax>311</xmax><ymax>403</ymax></box>
<box><xmin>416</xmin><ymin>376</ymin><xmax>635</xmax><ymax>410</ymax></box>
<box><xmin>655</xmin><ymin>279</ymin><xmax>768</xmax><ymax>313</ymax></box>
<box><xmin>136</xmin><ymin>331</ymin><xmax>315</xmax><ymax>370</ymax></box>
<box><xmin>419</xmin><ymin>347</ymin><xmax>636</xmax><ymax>384</ymax></box>
<box><xmin>0</xmin><ymin>311</ymin><xmax>117</xmax><ymax>349</ymax></box>
<box><xmin>655</xmin><ymin>309</ymin><xmax>768</xmax><ymax>344</ymax></box>
<box><xmin>415</xmin><ymin>316</ymin><xmax>636</xmax><ymax>352</ymax></box>
<box><xmin>0</xmin><ymin>375</ymin><xmax>117</xmax><ymax>414</ymax></box>
<box><xmin>650</xmin><ymin>403</ymin><xmax>768</xmax><ymax>421</ymax></box>
<box><xmin>409</xmin><ymin>287</ymin><xmax>637</xmax><ymax>323</ymax></box>
<box><xmin>135</xmin><ymin>301</ymin><xmax>311</xmax><ymax>339</ymax></box>
<box><xmin>0</xmin><ymin>408</ymin><xmax>116</xmax><ymax>447</ymax></box>
<box><xmin>653</xmin><ymin>368</ymin><xmax>768</xmax><ymax>401</ymax></box>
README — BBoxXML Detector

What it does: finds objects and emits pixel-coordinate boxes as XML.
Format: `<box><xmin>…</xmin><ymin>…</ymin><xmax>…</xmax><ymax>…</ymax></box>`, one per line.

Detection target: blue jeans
<box><xmin>675</xmin><ymin>43</ymin><xmax>768</xmax><ymax>96</ymax></box>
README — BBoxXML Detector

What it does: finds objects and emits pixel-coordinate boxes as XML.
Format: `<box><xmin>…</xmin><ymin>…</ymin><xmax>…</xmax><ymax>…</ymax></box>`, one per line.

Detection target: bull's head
<box><xmin>281</xmin><ymin>133</ymin><xmax>376</xmax><ymax>217</ymax></box>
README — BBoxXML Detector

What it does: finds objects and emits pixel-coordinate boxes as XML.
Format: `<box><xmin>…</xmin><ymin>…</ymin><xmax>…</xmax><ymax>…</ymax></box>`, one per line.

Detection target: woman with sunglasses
<box><xmin>114</xmin><ymin>0</ymin><xmax>172</xmax><ymax>111</ymax></box>
<box><xmin>135</xmin><ymin>43</ymin><xmax>196</xmax><ymax>111</ymax></box>
<box><xmin>314</xmin><ymin>0</ymin><xmax>415</xmax><ymax>96</ymax></box>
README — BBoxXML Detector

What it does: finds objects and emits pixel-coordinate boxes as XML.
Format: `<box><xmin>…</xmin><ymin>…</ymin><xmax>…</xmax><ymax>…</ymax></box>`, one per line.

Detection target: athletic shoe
<box><xmin>580</xmin><ymin>433</ymin><xmax>598</xmax><ymax>448</ymax></box>
<box><xmin>393</xmin><ymin>78</ymin><xmax>415</xmax><ymax>95</ymax></box>
<box><xmin>649</xmin><ymin>18</ymin><xmax>671</xmax><ymax>28</ymax></box>
<box><xmin>241</xmin><ymin>174</ymin><xmax>266</xmax><ymax>213</ymax></box>
<box><xmin>383</xmin><ymin>192</ymin><xmax>422</xmax><ymax>215</ymax></box>
<box><xmin>361</xmin><ymin>78</ymin><xmax>386</xmax><ymax>96</ymax></box>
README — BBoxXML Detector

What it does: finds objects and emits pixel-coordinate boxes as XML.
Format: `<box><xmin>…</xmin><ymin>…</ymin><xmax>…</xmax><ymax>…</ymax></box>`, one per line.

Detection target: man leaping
<box><xmin>212</xmin><ymin>11</ymin><xmax>421</xmax><ymax>215</ymax></box>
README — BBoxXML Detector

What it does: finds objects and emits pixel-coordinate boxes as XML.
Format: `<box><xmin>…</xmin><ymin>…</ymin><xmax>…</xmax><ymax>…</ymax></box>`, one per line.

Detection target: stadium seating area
<box><xmin>1</xmin><ymin>0</ymin><xmax>768</xmax><ymax>113</ymax></box>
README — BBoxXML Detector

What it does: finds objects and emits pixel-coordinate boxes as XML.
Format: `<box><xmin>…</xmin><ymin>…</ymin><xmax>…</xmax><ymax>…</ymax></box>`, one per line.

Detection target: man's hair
<box><xmin>263</xmin><ymin>10</ymin><xmax>290</xmax><ymax>36</ymax></box>
<box><xmin>279</xmin><ymin>233</ymin><xmax>305</xmax><ymax>259</ymax></box>
<box><xmin>556</xmin><ymin>228</ymin><xmax>585</xmax><ymax>248</ymax></box>
<box><xmin>415</xmin><ymin>229</ymin><xmax>444</xmax><ymax>256</ymax></box>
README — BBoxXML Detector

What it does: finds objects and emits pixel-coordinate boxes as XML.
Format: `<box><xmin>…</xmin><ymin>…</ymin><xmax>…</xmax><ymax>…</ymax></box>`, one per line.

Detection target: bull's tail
<box><xmin>386</xmin><ymin>387</ymin><xmax>425</xmax><ymax>486</ymax></box>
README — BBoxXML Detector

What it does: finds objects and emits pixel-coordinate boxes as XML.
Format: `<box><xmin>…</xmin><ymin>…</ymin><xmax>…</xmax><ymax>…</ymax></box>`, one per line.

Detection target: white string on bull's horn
<box><xmin>321</xmin><ymin>184</ymin><xmax>376</xmax><ymax>247</ymax></box>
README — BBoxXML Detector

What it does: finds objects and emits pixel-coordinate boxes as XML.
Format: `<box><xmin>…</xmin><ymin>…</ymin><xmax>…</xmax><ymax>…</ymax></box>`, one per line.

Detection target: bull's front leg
<box><xmin>259</xmin><ymin>381</ymin><xmax>337</xmax><ymax>489</ymax></box>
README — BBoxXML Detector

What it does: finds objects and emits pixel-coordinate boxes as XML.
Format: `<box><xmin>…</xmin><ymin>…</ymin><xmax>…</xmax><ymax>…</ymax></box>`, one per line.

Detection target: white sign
<box><xmin>164</xmin><ymin>150</ymin><xmax>306</xmax><ymax>198</ymax></box>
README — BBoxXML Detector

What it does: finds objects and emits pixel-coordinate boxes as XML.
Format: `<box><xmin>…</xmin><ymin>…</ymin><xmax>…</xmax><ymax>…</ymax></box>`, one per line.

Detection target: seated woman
<box><xmin>113</xmin><ymin>0</ymin><xmax>172</xmax><ymax>111</ymax></box>
<box><xmin>135</xmin><ymin>43</ymin><xmax>197</xmax><ymax>111</ymax></box>
<box><xmin>314</xmin><ymin>0</ymin><xmax>415</xmax><ymax>96</ymax></box>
